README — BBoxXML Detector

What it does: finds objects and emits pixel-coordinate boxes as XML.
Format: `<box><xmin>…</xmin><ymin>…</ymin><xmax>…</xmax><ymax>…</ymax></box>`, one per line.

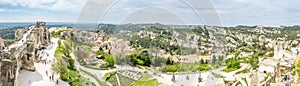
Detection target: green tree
<box><xmin>68</xmin><ymin>58</ymin><xmax>75</xmax><ymax>70</ymax></box>
<box><xmin>200</xmin><ymin>59</ymin><xmax>205</xmax><ymax>64</ymax></box>
<box><xmin>129</xmin><ymin>53</ymin><xmax>151</xmax><ymax>67</ymax></box>
<box><xmin>104</xmin><ymin>55</ymin><xmax>115</xmax><ymax>68</ymax></box>
<box><xmin>97</xmin><ymin>47</ymin><xmax>105</xmax><ymax>55</ymax></box>
<box><xmin>295</xmin><ymin>57</ymin><xmax>300</xmax><ymax>77</ymax></box>
<box><xmin>52</xmin><ymin>57</ymin><xmax>67</xmax><ymax>75</ymax></box>
<box><xmin>198</xmin><ymin>64</ymin><xmax>210</xmax><ymax>71</ymax></box>
<box><xmin>166</xmin><ymin>57</ymin><xmax>174</xmax><ymax>65</ymax></box>
<box><xmin>225</xmin><ymin>58</ymin><xmax>240</xmax><ymax>69</ymax></box>
<box><xmin>211</xmin><ymin>55</ymin><xmax>216</xmax><ymax>64</ymax></box>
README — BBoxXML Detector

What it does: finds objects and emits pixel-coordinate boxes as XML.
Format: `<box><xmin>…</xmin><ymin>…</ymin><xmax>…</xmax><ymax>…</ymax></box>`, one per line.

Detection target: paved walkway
<box><xmin>18</xmin><ymin>70</ymin><xmax>43</xmax><ymax>86</ymax></box>
<box><xmin>31</xmin><ymin>38</ymin><xmax>69</xmax><ymax>86</ymax></box>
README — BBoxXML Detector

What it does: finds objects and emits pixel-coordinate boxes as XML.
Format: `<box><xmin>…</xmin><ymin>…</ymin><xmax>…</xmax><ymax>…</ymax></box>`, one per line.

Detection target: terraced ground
<box><xmin>106</xmin><ymin>73</ymin><xmax>135</xmax><ymax>86</ymax></box>
<box><xmin>132</xmin><ymin>74</ymin><xmax>159</xmax><ymax>86</ymax></box>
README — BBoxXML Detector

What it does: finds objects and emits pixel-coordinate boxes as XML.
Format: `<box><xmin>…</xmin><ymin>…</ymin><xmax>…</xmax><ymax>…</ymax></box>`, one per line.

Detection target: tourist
<box><xmin>51</xmin><ymin>75</ymin><xmax>54</xmax><ymax>81</ymax></box>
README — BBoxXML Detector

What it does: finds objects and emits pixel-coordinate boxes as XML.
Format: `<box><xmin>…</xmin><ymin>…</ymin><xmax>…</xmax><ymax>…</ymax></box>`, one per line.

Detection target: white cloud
<box><xmin>210</xmin><ymin>0</ymin><xmax>300</xmax><ymax>26</ymax></box>
<box><xmin>0</xmin><ymin>0</ymin><xmax>299</xmax><ymax>26</ymax></box>
<box><xmin>0</xmin><ymin>0</ymin><xmax>86</xmax><ymax>12</ymax></box>
<box><xmin>0</xmin><ymin>8</ymin><xmax>21</xmax><ymax>12</ymax></box>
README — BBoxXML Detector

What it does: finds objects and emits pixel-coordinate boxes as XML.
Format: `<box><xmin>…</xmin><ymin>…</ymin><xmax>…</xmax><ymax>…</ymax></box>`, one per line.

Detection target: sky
<box><xmin>0</xmin><ymin>0</ymin><xmax>299</xmax><ymax>26</ymax></box>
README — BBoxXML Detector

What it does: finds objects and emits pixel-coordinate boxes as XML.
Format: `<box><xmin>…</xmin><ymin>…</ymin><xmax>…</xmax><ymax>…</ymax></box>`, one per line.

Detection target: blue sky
<box><xmin>0</xmin><ymin>0</ymin><xmax>299</xmax><ymax>26</ymax></box>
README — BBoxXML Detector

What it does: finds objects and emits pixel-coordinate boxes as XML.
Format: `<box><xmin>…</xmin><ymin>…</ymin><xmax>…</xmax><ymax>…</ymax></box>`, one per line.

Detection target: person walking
<box><xmin>52</xmin><ymin>74</ymin><xmax>54</xmax><ymax>81</ymax></box>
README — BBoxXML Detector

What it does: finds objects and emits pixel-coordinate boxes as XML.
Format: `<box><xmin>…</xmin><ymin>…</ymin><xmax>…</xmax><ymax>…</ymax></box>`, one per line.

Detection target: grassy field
<box><xmin>222</xmin><ymin>67</ymin><xmax>239</xmax><ymax>72</ymax></box>
<box><xmin>117</xmin><ymin>73</ymin><xmax>135</xmax><ymax>86</ymax></box>
<box><xmin>104</xmin><ymin>71</ymin><xmax>135</xmax><ymax>86</ymax></box>
<box><xmin>132</xmin><ymin>74</ymin><xmax>159</xmax><ymax>86</ymax></box>
<box><xmin>107</xmin><ymin>74</ymin><xmax>118</xmax><ymax>86</ymax></box>
<box><xmin>235</xmin><ymin>69</ymin><xmax>250</xmax><ymax>74</ymax></box>
<box><xmin>4</xmin><ymin>39</ymin><xmax>14</xmax><ymax>45</ymax></box>
<box><xmin>82</xmin><ymin>64</ymin><xmax>109</xmax><ymax>70</ymax></box>
<box><xmin>80</xmin><ymin>69</ymin><xmax>109</xmax><ymax>86</ymax></box>
<box><xmin>242</xmin><ymin>77</ymin><xmax>248</xmax><ymax>86</ymax></box>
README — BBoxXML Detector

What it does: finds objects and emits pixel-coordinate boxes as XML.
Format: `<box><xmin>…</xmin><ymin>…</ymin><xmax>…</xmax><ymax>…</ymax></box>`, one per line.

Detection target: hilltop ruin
<box><xmin>0</xmin><ymin>22</ymin><xmax>51</xmax><ymax>86</ymax></box>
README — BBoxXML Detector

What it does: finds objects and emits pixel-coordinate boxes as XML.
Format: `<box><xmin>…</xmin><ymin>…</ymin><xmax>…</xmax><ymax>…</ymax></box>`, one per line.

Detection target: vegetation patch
<box><xmin>96</xmin><ymin>48</ymin><xmax>116</xmax><ymax>68</ymax></box>
<box><xmin>127</xmin><ymin>50</ymin><xmax>151</xmax><ymax>67</ymax></box>
<box><xmin>80</xmin><ymin>69</ymin><xmax>109</xmax><ymax>86</ymax></box>
<box><xmin>51</xmin><ymin>29</ymin><xmax>73</xmax><ymax>38</ymax></box>
<box><xmin>242</xmin><ymin>77</ymin><xmax>248</xmax><ymax>86</ymax></box>
<box><xmin>104</xmin><ymin>71</ymin><xmax>135</xmax><ymax>86</ymax></box>
<box><xmin>132</xmin><ymin>74</ymin><xmax>158</xmax><ymax>86</ymax></box>
<box><xmin>212</xmin><ymin>72</ymin><xmax>226</xmax><ymax>78</ymax></box>
<box><xmin>52</xmin><ymin>38</ymin><xmax>94</xmax><ymax>86</ymax></box>
<box><xmin>236</xmin><ymin>69</ymin><xmax>250</xmax><ymax>74</ymax></box>
<box><xmin>163</xmin><ymin>63</ymin><xmax>180</xmax><ymax>72</ymax></box>
<box><xmin>223</xmin><ymin>58</ymin><xmax>240</xmax><ymax>72</ymax></box>
<box><xmin>117</xmin><ymin>73</ymin><xmax>135</xmax><ymax>86</ymax></box>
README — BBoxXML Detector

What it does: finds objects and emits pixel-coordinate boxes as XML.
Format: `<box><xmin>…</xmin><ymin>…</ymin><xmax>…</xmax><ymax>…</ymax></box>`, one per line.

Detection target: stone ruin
<box><xmin>0</xmin><ymin>22</ymin><xmax>51</xmax><ymax>86</ymax></box>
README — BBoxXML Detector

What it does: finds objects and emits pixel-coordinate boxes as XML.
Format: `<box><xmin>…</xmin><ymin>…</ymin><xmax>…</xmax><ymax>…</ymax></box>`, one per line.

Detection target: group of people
<box><xmin>42</xmin><ymin>59</ymin><xmax>51</xmax><ymax>65</ymax></box>
<box><xmin>46</xmin><ymin>70</ymin><xmax>59</xmax><ymax>85</ymax></box>
<box><xmin>42</xmin><ymin>42</ymin><xmax>59</xmax><ymax>86</ymax></box>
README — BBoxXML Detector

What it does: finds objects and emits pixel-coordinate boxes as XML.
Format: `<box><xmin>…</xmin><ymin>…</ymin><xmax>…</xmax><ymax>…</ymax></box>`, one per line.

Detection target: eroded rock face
<box><xmin>60</xmin><ymin>31</ymin><xmax>71</xmax><ymax>39</ymax></box>
<box><xmin>14</xmin><ymin>29</ymin><xmax>25</xmax><ymax>42</ymax></box>
<box><xmin>0</xmin><ymin>47</ymin><xmax>16</xmax><ymax>86</ymax></box>
<box><xmin>0</xmin><ymin>37</ymin><xmax>5</xmax><ymax>50</ymax></box>
<box><xmin>20</xmin><ymin>53</ymin><xmax>35</xmax><ymax>71</ymax></box>
<box><xmin>0</xmin><ymin>22</ymin><xmax>51</xmax><ymax>86</ymax></box>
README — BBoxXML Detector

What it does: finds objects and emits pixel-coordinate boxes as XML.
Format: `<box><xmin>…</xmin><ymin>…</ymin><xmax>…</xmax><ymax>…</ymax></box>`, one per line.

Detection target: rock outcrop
<box><xmin>14</xmin><ymin>29</ymin><xmax>26</xmax><ymax>42</ymax></box>
<box><xmin>0</xmin><ymin>37</ymin><xmax>4</xmax><ymax>50</ymax></box>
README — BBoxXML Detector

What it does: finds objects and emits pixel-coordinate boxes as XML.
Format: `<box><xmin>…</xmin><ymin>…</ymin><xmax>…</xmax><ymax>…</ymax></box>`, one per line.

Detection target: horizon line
<box><xmin>0</xmin><ymin>21</ymin><xmax>299</xmax><ymax>27</ymax></box>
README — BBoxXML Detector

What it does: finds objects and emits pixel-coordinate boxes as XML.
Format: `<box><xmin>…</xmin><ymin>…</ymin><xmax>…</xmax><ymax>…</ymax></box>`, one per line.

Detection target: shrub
<box><xmin>163</xmin><ymin>64</ymin><xmax>179</xmax><ymax>72</ymax></box>
<box><xmin>104</xmin><ymin>55</ymin><xmax>115</xmax><ymax>68</ymax></box>
<box><xmin>296</xmin><ymin>57</ymin><xmax>300</xmax><ymax>77</ymax></box>
<box><xmin>68</xmin><ymin>58</ymin><xmax>75</xmax><ymax>70</ymax></box>
<box><xmin>198</xmin><ymin>64</ymin><xmax>210</xmax><ymax>71</ymax></box>
<box><xmin>166</xmin><ymin>57</ymin><xmax>174</xmax><ymax>65</ymax></box>
<box><xmin>129</xmin><ymin>53</ymin><xmax>151</xmax><ymax>67</ymax></box>
<box><xmin>103</xmin><ymin>71</ymin><xmax>117</xmax><ymax>81</ymax></box>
